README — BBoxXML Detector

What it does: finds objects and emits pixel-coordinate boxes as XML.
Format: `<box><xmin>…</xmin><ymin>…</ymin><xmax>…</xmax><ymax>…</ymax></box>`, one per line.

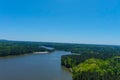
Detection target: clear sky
<box><xmin>0</xmin><ymin>0</ymin><xmax>120</xmax><ymax>45</ymax></box>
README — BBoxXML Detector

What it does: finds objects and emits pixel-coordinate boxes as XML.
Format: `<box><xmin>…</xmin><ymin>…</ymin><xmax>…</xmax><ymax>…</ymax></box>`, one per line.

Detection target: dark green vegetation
<box><xmin>0</xmin><ymin>40</ymin><xmax>54</xmax><ymax>57</ymax></box>
<box><xmin>0</xmin><ymin>40</ymin><xmax>120</xmax><ymax>80</ymax></box>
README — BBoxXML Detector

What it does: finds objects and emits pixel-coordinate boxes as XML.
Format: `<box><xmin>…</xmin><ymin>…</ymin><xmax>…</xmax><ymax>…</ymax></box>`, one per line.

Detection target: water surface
<box><xmin>0</xmin><ymin>51</ymin><xmax>72</xmax><ymax>80</ymax></box>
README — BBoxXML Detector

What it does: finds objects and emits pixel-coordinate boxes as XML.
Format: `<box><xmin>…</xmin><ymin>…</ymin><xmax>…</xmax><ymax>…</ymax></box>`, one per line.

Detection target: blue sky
<box><xmin>0</xmin><ymin>0</ymin><xmax>120</xmax><ymax>45</ymax></box>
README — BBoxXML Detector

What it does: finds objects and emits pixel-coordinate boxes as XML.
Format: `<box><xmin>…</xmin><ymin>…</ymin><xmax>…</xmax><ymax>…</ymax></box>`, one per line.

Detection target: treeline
<box><xmin>0</xmin><ymin>40</ymin><xmax>54</xmax><ymax>57</ymax></box>
<box><xmin>40</xmin><ymin>42</ymin><xmax>120</xmax><ymax>55</ymax></box>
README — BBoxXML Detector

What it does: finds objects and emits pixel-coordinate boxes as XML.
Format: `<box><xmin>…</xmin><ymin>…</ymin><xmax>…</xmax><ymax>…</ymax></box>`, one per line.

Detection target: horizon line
<box><xmin>1</xmin><ymin>39</ymin><xmax>120</xmax><ymax>47</ymax></box>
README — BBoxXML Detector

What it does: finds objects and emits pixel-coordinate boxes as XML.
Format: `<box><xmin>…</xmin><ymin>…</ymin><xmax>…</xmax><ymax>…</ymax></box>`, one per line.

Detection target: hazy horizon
<box><xmin>0</xmin><ymin>0</ymin><xmax>120</xmax><ymax>45</ymax></box>
<box><xmin>1</xmin><ymin>39</ymin><xmax>120</xmax><ymax>46</ymax></box>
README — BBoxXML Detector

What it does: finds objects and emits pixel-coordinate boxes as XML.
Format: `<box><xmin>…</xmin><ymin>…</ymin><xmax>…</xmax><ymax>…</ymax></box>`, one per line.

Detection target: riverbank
<box><xmin>33</xmin><ymin>51</ymin><xmax>49</xmax><ymax>54</ymax></box>
<box><xmin>0</xmin><ymin>51</ymin><xmax>50</xmax><ymax>58</ymax></box>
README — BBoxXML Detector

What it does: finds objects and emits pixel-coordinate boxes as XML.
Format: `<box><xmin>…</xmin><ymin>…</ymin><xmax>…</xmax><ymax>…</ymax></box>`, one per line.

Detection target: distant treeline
<box><xmin>0</xmin><ymin>40</ymin><xmax>54</xmax><ymax>56</ymax></box>
<box><xmin>38</xmin><ymin>42</ymin><xmax>120</xmax><ymax>55</ymax></box>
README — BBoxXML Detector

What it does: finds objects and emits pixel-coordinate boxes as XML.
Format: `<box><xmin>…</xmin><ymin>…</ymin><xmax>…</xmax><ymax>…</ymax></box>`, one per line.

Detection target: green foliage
<box><xmin>0</xmin><ymin>40</ymin><xmax>54</xmax><ymax>56</ymax></box>
<box><xmin>73</xmin><ymin>58</ymin><xmax>120</xmax><ymax>80</ymax></box>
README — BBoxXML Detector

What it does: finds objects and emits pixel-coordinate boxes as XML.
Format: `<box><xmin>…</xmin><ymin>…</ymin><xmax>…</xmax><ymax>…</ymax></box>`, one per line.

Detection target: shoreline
<box><xmin>0</xmin><ymin>51</ymin><xmax>50</xmax><ymax>58</ymax></box>
<box><xmin>33</xmin><ymin>51</ymin><xmax>49</xmax><ymax>54</ymax></box>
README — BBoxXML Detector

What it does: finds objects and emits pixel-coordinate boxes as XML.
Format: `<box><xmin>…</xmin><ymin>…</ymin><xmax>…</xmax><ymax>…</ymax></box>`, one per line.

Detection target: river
<box><xmin>0</xmin><ymin>51</ymin><xmax>72</xmax><ymax>80</ymax></box>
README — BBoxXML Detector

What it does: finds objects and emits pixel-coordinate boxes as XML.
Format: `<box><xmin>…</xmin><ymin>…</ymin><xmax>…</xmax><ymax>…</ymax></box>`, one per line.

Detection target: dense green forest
<box><xmin>72</xmin><ymin>57</ymin><xmax>120</xmax><ymax>80</ymax></box>
<box><xmin>0</xmin><ymin>40</ymin><xmax>120</xmax><ymax>80</ymax></box>
<box><xmin>0</xmin><ymin>40</ymin><xmax>54</xmax><ymax>56</ymax></box>
<box><xmin>60</xmin><ymin>43</ymin><xmax>120</xmax><ymax>80</ymax></box>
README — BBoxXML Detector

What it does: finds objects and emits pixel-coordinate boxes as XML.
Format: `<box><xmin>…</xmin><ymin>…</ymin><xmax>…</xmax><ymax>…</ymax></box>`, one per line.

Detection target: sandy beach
<box><xmin>33</xmin><ymin>51</ymin><xmax>49</xmax><ymax>54</ymax></box>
